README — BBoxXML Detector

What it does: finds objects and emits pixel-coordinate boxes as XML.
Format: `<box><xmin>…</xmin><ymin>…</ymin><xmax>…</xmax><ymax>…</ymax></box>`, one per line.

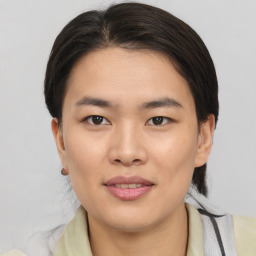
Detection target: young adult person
<box><xmin>3</xmin><ymin>2</ymin><xmax>256</xmax><ymax>256</ymax></box>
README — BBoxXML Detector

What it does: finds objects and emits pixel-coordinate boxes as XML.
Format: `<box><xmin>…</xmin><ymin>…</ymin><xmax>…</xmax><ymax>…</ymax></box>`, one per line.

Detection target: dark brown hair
<box><xmin>44</xmin><ymin>2</ymin><xmax>219</xmax><ymax>196</ymax></box>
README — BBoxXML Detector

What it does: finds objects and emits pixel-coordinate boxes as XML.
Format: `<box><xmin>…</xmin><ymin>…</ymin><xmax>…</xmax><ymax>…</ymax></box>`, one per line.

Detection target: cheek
<box><xmin>63</xmin><ymin>131</ymin><xmax>107</xmax><ymax>195</ymax></box>
<box><xmin>66</xmin><ymin>143</ymin><xmax>104</xmax><ymax>212</ymax></box>
<box><xmin>152</xmin><ymin>128</ymin><xmax>198</xmax><ymax>182</ymax></box>
<box><xmin>65</xmin><ymin>129</ymin><xmax>106</xmax><ymax>170</ymax></box>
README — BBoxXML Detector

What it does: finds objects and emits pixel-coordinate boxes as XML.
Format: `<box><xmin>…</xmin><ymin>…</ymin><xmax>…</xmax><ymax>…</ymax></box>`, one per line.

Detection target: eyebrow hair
<box><xmin>75</xmin><ymin>96</ymin><xmax>182</xmax><ymax>109</ymax></box>
<box><xmin>141</xmin><ymin>97</ymin><xmax>183</xmax><ymax>109</ymax></box>
<box><xmin>75</xmin><ymin>97</ymin><xmax>112</xmax><ymax>108</ymax></box>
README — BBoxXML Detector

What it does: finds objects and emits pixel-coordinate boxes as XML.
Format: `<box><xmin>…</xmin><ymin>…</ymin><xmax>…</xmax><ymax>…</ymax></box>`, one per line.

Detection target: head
<box><xmin>45</xmin><ymin>2</ymin><xmax>218</xmax><ymax>230</ymax></box>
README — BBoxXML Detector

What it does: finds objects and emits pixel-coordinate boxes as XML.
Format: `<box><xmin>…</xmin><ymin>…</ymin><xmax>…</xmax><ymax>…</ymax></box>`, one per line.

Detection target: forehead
<box><xmin>64</xmin><ymin>47</ymin><xmax>194</xmax><ymax>108</ymax></box>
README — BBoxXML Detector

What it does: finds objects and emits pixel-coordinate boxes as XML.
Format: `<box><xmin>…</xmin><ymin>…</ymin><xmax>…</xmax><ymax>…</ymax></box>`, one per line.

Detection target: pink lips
<box><xmin>104</xmin><ymin>176</ymin><xmax>154</xmax><ymax>201</ymax></box>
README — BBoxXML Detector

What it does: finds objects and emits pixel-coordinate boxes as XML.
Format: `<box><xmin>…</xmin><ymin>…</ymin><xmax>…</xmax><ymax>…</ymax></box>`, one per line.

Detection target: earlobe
<box><xmin>51</xmin><ymin>118</ymin><xmax>67</xmax><ymax>168</ymax></box>
<box><xmin>194</xmin><ymin>114</ymin><xmax>215</xmax><ymax>167</ymax></box>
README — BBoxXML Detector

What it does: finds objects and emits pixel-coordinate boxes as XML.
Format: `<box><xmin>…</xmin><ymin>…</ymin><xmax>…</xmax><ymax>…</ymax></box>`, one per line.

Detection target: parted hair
<box><xmin>44</xmin><ymin>2</ymin><xmax>219</xmax><ymax>196</ymax></box>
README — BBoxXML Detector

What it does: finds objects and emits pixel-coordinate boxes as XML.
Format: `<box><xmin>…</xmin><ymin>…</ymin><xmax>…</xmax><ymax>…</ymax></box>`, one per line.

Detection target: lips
<box><xmin>105</xmin><ymin>176</ymin><xmax>153</xmax><ymax>186</ymax></box>
<box><xmin>104</xmin><ymin>176</ymin><xmax>154</xmax><ymax>200</ymax></box>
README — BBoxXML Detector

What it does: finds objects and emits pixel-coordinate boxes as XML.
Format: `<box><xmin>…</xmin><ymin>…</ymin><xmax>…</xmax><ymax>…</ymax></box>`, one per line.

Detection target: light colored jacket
<box><xmin>2</xmin><ymin>197</ymin><xmax>256</xmax><ymax>256</ymax></box>
<box><xmin>0</xmin><ymin>250</ymin><xmax>25</xmax><ymax>256</ymax></box>
<box><xmin>53</xmin><ymin>204</ymin><xmax>256</xmax><ymax>256</ymax></box>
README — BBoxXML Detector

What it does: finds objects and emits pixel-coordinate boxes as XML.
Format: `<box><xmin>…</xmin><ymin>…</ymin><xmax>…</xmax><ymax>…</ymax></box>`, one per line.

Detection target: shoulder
<box><xmin>233</xmin><ymin>215</ymin><xmax>256</xmax><ymax>255</ymax></box>
<box><xmin>233</xmin><ymin>215</ymin><xmax>256</xmax><ymax>234</ymax></box>
<box><xmin>186</xmin><ymin>202</ymin><xmax>256</xmax><ymax>255</ymax></box>
<box><xmin>0</xmin><ymin>250</ymin><xmax>26</xmax><ymax>256</ymax></box>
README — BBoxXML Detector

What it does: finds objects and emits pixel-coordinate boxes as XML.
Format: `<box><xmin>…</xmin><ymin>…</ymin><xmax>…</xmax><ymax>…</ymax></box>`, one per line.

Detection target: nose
<box><xmin>108</xmin><ymin>123</ymin><xmax>147</xmax><ymax>166</ymax></box>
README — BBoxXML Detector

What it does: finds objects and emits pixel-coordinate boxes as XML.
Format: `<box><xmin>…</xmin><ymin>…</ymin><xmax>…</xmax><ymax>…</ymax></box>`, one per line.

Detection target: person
<box><xmin>2</xmin><ymin>2</ymin><xmax>255</xmax><ymax>256</ymax></box>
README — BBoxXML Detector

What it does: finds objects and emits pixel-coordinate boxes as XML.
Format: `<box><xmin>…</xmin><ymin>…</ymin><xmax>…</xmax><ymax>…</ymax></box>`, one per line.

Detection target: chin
<box><xmin>99</xmin><ymin>207</ymin><xmax>162</xmax><ymax>233</ymax></box>
<box><xmin>107</xmin><ymin>218</ymin><xmax>155</xmax><ymax>233</ymax></box>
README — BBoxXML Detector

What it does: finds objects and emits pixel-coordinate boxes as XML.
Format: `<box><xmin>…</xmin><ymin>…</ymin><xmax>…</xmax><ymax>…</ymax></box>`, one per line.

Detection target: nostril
<box><xmin>113</xmin><ymin>158</ymin><xmax>142</xmax><ymax>165</ymax></box>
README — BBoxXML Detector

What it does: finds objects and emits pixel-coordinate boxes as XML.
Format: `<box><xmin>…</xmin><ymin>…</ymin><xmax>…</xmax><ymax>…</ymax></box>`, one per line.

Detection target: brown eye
<box><xmin>147</xmin><ymin>116</ymin><xmax>170</xmax><ymax>126</ymax></box>
<box><xmin>152</xmin><ymin>117</ymin><xmax>164</xmax><ymax>125</ymax></box>
<box><xmin>85</xmin><ymin>115</ymin><xmax>110</xmax><ymax>125</ymax></box>
<box><xmin>92</xmin><ymin>116</ymin><xmax>103</xmax><ymax>125</ymax></box>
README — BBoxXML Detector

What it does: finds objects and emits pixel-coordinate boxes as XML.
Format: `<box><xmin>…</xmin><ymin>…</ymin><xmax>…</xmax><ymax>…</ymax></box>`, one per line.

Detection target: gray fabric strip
<box><xmin>185</xmin><ymin>187</ymin><xmax>238</xmax><ymax>256</ymax></box>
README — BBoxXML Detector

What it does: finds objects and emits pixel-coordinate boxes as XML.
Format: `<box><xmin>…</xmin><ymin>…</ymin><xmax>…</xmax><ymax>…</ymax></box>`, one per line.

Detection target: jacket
<box><xmin>2</xmin><ymin>203</ymin><xmax>256</xmax><ymax>256</ymax></box>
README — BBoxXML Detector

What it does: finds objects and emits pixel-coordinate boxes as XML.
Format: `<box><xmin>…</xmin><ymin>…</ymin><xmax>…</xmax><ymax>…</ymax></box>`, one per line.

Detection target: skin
<box><xmin>52</xmin><ymin>47</ymin><xmax>215</xmax><ymax>256</ymax></box>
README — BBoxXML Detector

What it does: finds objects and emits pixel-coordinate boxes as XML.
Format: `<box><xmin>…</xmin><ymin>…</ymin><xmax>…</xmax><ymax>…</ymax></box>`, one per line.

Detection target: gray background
<box><xmin>0</xmin><ymin>0</ymin><xmax>255</xmax><ymax>253</ymax></box>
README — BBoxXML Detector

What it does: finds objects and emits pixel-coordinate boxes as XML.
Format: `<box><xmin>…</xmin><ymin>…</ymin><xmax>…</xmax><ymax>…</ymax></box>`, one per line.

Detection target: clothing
<box><xmin>3</xmin><ymin>190</ymin><xmax>256</xmax><ymax>256</ymax></box>
<box><xmin>53</xmin><ymin>204</ymin><xmax>256</xmax><ymax>256</ymax></box>
<box><xmin>0</xmin><ymin>250</ymin><xmax>25</xmax><ymax>256</ymax></box>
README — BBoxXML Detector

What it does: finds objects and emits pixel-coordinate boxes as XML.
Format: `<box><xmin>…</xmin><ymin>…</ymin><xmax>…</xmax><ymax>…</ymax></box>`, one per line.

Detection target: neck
<box><xmin>88</xmin><ymin>203</ymin><xmax>188</xmax><ymax>256</ymax></box>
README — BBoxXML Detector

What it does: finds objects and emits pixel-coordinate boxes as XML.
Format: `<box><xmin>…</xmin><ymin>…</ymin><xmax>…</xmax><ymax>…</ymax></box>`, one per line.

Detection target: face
<box><xmin>52</xmin><ymin>48</ymin><xmax>214</xmax><ymax>232</ymax></box>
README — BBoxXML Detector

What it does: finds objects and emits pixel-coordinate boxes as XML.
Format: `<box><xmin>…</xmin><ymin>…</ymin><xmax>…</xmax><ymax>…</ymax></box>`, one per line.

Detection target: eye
<box><xmin>147</xmin><ymin>116</ymin><xmax>171</xmax><ymax>126</ymax></box>
<box><xmin>83</xmin><ymin>115</ymin><xmax>110</xmax><ymax>125</ymax></box>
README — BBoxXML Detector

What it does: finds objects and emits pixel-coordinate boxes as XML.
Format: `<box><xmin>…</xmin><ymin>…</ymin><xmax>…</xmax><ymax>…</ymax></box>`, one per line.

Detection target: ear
<box><xmin>51</xmin><ymin>118</ymin><xmax>68</xmax><ymax>171</ymax></box>
<box><xmin>194</xmin><ymin>114</ymin><xmax>215</xmax><ymax>167</ymax></box>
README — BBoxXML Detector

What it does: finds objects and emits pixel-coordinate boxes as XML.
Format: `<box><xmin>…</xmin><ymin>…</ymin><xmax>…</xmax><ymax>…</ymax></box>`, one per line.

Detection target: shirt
<box><xmin>2</xmin><ymin>204</ymin><xmax>256</xmax><ymax>256</ymax></box>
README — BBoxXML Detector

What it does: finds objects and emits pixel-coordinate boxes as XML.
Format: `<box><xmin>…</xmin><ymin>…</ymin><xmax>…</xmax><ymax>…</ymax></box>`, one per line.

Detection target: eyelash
<box><xmin>83</xmin><ymin>115</ymin><xmax>111</xmax><ymax>125</ymax></box>
<box><xmin>146</xmin><ymin>116</ymin><xmax>172</xmax><ymax>126</ymax></box>
<box><xmin>82</xmin><ymin>115</ymin><xmax>173</xmax><ymax>126</ymax></box>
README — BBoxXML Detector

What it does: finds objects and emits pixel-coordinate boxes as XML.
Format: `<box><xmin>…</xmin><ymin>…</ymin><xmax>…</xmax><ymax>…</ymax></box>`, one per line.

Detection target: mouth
<box><xmin>104</xmin><ymin>176</ymin><xmax>154</xmax><ymax>201</ymax></box>
<box><xmin>110</xmin><ymin>183</ymin><xmax>150</xmax><ymax>189</ymax></box>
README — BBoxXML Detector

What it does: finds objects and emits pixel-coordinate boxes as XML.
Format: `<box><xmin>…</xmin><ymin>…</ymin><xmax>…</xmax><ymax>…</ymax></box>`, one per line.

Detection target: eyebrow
<box><xmin>75</xmin><ymin>97</ymin><xmax>112</xmax><ymax>108</ymax></box>
<box><xmin>141</xmin><ymin>97</ymin><xmax>183</xmax><ymax>109</ymax></box>
<box><xmin>75</xmin><ymin>96</ymin><xmax>182</xmax><ymax>109</ymax></box>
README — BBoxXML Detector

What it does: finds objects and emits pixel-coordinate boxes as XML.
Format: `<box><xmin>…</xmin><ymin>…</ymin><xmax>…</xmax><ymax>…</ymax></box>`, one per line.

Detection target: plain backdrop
<box><xmin>0</xmin><ymin>0</ymin><xmax>255</xmax><ymax>253</ymax></box>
